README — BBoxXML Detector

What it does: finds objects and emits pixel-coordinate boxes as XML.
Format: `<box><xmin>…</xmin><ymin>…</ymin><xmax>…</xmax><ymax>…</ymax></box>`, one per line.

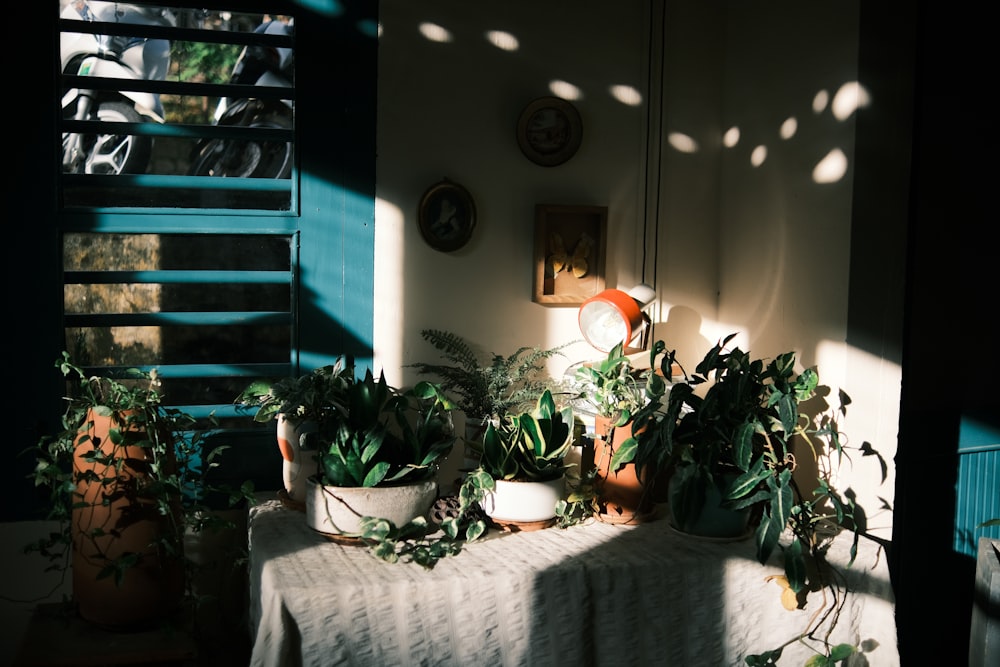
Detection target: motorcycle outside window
<box><xmin>58</xmin><ymin>1</ymin><xmax>296</xmax><ymax>211</ymax></box>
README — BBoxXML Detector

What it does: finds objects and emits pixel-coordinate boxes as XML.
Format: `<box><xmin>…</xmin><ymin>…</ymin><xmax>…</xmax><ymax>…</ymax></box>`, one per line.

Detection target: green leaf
<box><xmin>768</xmin><ymin>468</ymin><xmax>794</xmax><ymax>528</ymax></box>
<box><xmin>755</xmin><ymin>510</ymin><xmax>782</xmax><ymax>564</ymax></box>
<box><xmin>465</xmin><ymin>520</ymin><xmax>487</xmax><ymax>541</ymax></box>
<box><xmin>783</xmin><ymin>537</ymin><xmax>806</xmax><ymax>593</ymax></box>
<box><xmin>609</xmin><ymin>436</ymin><xmax>637</xmax><ymax>472</ymax></box>
<box><xmin>362</xmin><ymin>461</ymin><xmax>390</xmax><ymax>487</ymax></box>
<box><xmin>732</xmin><ymin>421</ymin><xmax>755</xmax><ymax>471</ymax></box>
<box><xmin>828</xmin><ymin>643</ymin><xmax>855</xmax><ymax>661</ymax></box>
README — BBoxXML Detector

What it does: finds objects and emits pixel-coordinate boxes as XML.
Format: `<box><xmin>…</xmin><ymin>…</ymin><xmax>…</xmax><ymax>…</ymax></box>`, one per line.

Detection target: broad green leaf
<box><xmin>828</xmin><ymin>644</ymin><xmax>855</xmax><ymax>660</ymax></box>
<box><xmin>755</xmin><ymin>511</ymin><xmax>782</xmax><ymax>564</ymax></box>
<box><xmin>783</xmin><ymin>537</ymin><xmax>806</xmax><ymax>593</ymax></box>
<box><xmin>610</xmin><ymin>436</ymin><xmax>637</xmax><ymax>472</ymax></box>
<box><xmin>733</xmin><ymin>421</ymin><xmax>755</xmax><ymax>471</ymax></box>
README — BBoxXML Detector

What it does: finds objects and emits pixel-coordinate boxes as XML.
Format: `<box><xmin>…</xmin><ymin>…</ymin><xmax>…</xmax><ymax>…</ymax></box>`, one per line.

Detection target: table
<box><xmin>247</xmin><ymin>498</ymin><xmax>898</xmax><ymax>666</ymax></box>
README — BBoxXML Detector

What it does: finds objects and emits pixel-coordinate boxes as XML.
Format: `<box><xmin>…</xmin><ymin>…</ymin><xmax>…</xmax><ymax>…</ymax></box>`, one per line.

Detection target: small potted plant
<box><xmin>25</xmin><ymin>352</ymin><xmax>254</xmax><ymax>630</ymax></box>
<box><xmin>408</xmin><ymin>329</ymin><xmax>568</xmax><ymax>467</ymax></box>
<box><xmin>463</xmin><ymin>388</ymin><xmax>576</xmax><ymax>531</ymax></box>
<box><xmin>235</xmin><ymin>360</ymin><xmax>355</xmax><ymax>505</ymax></box>
<box><xmin>569</xmin><ymin>341</ymin><xmax>671</xmax><ymax>523</ymax></box>
<box><xmin>303</xmin><ymin>360</ymin><xmax>458</xmax><ymax>540</ymax></box>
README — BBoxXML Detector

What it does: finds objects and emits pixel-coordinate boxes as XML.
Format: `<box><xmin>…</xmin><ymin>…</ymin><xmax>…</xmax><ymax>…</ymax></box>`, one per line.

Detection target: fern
<box><xmin>409</xmin><ymin>329</ymin><xmax>568</xmax><ymax>421</ymax></box>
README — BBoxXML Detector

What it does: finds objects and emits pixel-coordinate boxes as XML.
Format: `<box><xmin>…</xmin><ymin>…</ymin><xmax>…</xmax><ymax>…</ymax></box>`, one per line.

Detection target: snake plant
<box><xmin>316</xmin><ymin>366</ymin><xmax>457</xmax><ymax>487</ymax></box>
<box><xmin>478</xmin><ymin>389</ymin><xmax>575</xmax><ymax>482</ymax></box>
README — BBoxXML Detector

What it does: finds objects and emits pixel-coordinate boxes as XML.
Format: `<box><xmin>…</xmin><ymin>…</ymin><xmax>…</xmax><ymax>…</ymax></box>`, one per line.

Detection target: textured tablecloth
<box><xmin>248</xmin><ymin>499</ymin><xmax>898</xmax><ymax>666</ymax></box>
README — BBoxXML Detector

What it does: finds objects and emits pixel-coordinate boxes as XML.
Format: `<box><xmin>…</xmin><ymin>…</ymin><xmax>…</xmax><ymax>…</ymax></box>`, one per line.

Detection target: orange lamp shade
<box><xmin>578</xmin><ymin>289</ymin><xmax>644</xmax><ymax>353</ymax></box>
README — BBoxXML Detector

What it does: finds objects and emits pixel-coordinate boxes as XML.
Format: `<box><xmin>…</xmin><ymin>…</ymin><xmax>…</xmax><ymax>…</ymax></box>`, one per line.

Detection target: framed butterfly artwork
<box><xmin>532</xmin><ymin>204</ymin><xmax>607</xmax><ymax>305</ymax></box>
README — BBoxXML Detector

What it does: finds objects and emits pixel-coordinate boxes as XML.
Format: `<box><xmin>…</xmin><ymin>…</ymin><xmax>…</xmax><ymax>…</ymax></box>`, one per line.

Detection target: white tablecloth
<box><xmin>247</xmin><ymin>498</ymin><xmax>898</xmax><ymax>666</ymax></box>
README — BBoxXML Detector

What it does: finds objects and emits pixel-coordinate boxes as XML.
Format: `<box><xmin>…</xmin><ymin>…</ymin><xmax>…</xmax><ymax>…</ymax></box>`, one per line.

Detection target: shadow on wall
<box><xmin>651</xmin><ymin>305</ymin><xmax>713</xmax><ymax>373</ymax></box>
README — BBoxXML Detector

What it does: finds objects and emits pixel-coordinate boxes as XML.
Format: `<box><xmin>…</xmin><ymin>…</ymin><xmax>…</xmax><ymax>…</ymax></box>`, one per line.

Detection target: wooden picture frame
<box><xmin>532</xmin><ymin>204</ymin><xmax>607</xmax><ymax>305</ymax></box>
<box><xmin>418</xmin><ymin>179</ymin><xmax>476</xmax><ymax>252</ymax></box>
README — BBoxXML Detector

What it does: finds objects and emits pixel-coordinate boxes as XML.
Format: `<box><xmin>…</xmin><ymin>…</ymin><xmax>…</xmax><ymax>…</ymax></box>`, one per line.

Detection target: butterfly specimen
<box><xmin>548</xmin><ymin>232</ymin><xmax>593</xmax><ymax>278</ymax></box>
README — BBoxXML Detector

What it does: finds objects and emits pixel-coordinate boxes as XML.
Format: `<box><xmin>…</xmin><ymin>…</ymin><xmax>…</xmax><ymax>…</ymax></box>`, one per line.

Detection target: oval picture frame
<box><xmin>418</xmin><ymin>179</ymin><xmax>477</xmax><ymax>252</ymax></box>
<box><xmin>516</xmin><ymin>96</ymin><xmax>583</xmax><ymax>167</ymax></box>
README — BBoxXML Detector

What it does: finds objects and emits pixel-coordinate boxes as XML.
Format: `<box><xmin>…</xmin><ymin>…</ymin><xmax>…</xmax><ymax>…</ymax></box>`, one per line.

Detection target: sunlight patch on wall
<box><xmin>723</xmin><ymin>126</ymin><xmax>740</xmax><ymax>148</ymax></box>
<box><xmin>419</xmin><ymin>22</ymin><xmax>452</xmax><ymax>43</ymax></box>
<box><xmin>373</xmin><ymin>196</ymin><xmax>405</xmax><ymax>385</ymax></box>
<box><xmin>832</xmin><ymin>81</ymin><xmax>871</xmax><ymax>121</ymax></box>
<box><xmin>816</xmin><ymin>338</ymin><xmax>899</xmax><ymax>540</ymax></box>
<box><xmin>812</xmin><ymin>148</ymin><xmax>848</xmax><ymax>183</ymax></box>
<box><xmin>549</xmin><ymin>80</ymin><xmax>581</xmax><ymax>100</ymax></box>
<box><xmin>812</xmin><ymin>89</ymin><xmax>830</xmax><ymax>113</ymax></box>
<box><xmin>780</xmin><ymin>117</ymin><xmax>797</xmax><ymax>139</ymax></box>
<box><xmin>667</xmin><ymin>132</ymin><xmax>697</xmax><ymax>153</ymax></box>
<box><xmin>609</xmin><ymin>84</ymin><xmax>642</xmax><ymax>106</ymax></box>
<box><xmin>485</xmin><ymin>30</ymin><xmax>518</xmax><ymax>51</ymax></box>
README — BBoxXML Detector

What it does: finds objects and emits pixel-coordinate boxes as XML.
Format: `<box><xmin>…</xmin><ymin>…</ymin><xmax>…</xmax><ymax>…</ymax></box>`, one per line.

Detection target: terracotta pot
<box><xmin>72</xmin><ymin>408</ymin><xmax>184</xmax><ymax>629</ymax></box>
<box><xmin>305</xmin><ymin>476</ymin><xmax>437</xmax><ymax>538</ymax></box>
<box><xmin>592</xmin><ymin>416</ymin><xmax>655</xmax><ymax>524</ymax></box>
<box><xmin>479</xmin><ymin>476</ymin><xmax>565</xmax><ymax>530</ymax></box>
<box><xmin>276</xmin><ymin>413</ymin><xmax>318</xmax><ymax>503</ymax></box>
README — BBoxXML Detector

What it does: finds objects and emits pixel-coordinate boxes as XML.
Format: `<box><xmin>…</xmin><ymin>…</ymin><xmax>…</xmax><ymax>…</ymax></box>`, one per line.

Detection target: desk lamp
<box><xmin>577</xmin><ymin>284</ymin><xmax>656</xmax><ymax>354</ymax></box>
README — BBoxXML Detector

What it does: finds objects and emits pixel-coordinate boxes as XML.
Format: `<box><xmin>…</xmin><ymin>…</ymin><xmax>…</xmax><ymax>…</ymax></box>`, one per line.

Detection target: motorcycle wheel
<box><xmin>189</xmin><ymin>113</ymin><xmax>293</xmax><ymax>179</ymax></box>
<box><xmin>62</xmin><ymin>100</ymin><xmax>153</xmax><ymax>175</ymax></box>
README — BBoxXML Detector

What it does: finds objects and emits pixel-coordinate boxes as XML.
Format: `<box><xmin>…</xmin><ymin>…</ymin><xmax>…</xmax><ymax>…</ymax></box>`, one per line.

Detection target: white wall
<box><xmin>375</xmin><ymin>0</ymin><xmax>897</xmax><ymax>536</ymax></box>
<box><xmin>374</xmin><ymin>0</ymin><xmax>655</xmax><ymax>387</ymax></box>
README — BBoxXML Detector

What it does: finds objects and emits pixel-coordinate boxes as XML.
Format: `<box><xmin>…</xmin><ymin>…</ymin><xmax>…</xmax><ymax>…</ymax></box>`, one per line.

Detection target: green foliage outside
<box><xmin>165</xmin><ymin>40</ymin><xmax>242</xmax><ymax>125</ymax></box>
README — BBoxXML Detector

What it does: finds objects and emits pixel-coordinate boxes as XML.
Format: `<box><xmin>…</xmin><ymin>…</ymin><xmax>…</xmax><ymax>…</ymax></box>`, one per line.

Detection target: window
<box><xmin>34</xmin><ymin>0</ymin><xmax>379</xmax><ymax>507</ymax></box>
<box><xmin>59</xmin><ymin>1</ymin><xmax>295</xmax><ymax>210</ymax></box>
<box><xmin>58</xmin><ymin>2</ymin><xmax>300</xmax><ymax>429</ymax></box>
<box><xmin>63</xmin><ymin>231</ymin><xmax>294</xmax><ymax>427</ymax></box>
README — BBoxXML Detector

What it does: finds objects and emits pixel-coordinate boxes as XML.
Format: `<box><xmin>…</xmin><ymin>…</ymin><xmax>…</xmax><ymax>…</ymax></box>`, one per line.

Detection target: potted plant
<box><xmin>464</xmin><ymin>388</ymin><xmax>576</xmax><ymax>530</ymax></box>
<box><xmin>303</xmin><ymin>361</ymin><xmax>458</xmax><ymax>541</ymax></box>
<box><xmin>408</xmin><ymin>329</ymin><xmax>568</xmax><ymax>467</ymax></box>
<box><xmin>235</xmin><ymin>360</ymin><xmax>355</xmax><ymax>505</ymax></box>
<box><xmin>569</xmin><ymin>341</ymin><xmax>671</xmax><ymax>523</ymax></box>
<box><xmin>25</xmin><ymin>352</ymin><xmax>254</xmax><ymax>630</ymax></box>
<box><xmin>354</xmin><ymin>389</ymin><xmax>576</xmax><ymax>566</ymax></box>
<box><xmin>633</xmin><ymin>333</ymin><xmax>889</xmax><ymax>663</ymax></box>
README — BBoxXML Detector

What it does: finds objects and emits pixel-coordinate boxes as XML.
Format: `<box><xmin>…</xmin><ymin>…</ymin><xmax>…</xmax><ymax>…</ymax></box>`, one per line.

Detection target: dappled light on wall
<box><xmin>549</xmin><ymin>80</ymin><xmax>581</xmax><ymax>101</ymax></box>
<box><xmin>780</xmin><ymin>117</ymin><xmax>797</xmax><ymax>139</ymax></box>
<box><xmin>723</xmin><ymin>126</ymin><xmax>740</xmax><ymax>148</ymax></box>
<box><xmin>813</xmin><ymin>89</ymin><xmax>830</xmax><ymax>113</ymax></box>
<box><xmin>667</xmin><ymin>132</ymin><xmax>698</xmax><ymax>154</ymax></box>
<box><xmin>485</xmin><ymin>30</ymin><xmax>519</xmax><ymax>51</ymax></box>
<box><xmin>832</xmin><ymin>81</ymin><xmax>871</xmax><ymax>121</ymax></box>
<box><xmin>812</xmin><ymin>148</ymin><xmax>848</xmax><ymax>183</ymax></box>
<box><xmin>419</xmin><ymin>22</ymin><xmax>452</xmax><ymax>43</ymax></box>
<box><xmin>609</xmin><ymin>85</ymin><xmax>642</xmax><ymax>106</ymax></box>
<box><xmin>751</xmin><ymin>145</ymin><xmax>767</xmax><ymax>167</ymax></box>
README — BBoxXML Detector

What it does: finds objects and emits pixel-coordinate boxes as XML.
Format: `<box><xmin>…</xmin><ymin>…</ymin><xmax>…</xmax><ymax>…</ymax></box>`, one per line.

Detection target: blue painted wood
<box><xmin>10</xmin><ymin>1</ymin><xmax>379</xmax><ymax>522</ymax></box>
<box><xmin>955</xmin><ymin>411</ymin><xmax>1000</xmax><ymax>557</ymax></box>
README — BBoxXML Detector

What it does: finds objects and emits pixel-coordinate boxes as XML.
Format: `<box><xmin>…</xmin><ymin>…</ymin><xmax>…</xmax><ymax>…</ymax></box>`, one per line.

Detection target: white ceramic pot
<box><xmin>479</xmin><ymin>476</ymin><xmax>565</xmax><ymax>523</ymax></box>
<box><xmin>305</xmin><ymin>476</ymin><xmax>438</xmax><ymax>537</ymax></box>
<box><xmin>276</xmin><ymin>414</ymin><xmax>318</xmax><ymax>502</ymax></box>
